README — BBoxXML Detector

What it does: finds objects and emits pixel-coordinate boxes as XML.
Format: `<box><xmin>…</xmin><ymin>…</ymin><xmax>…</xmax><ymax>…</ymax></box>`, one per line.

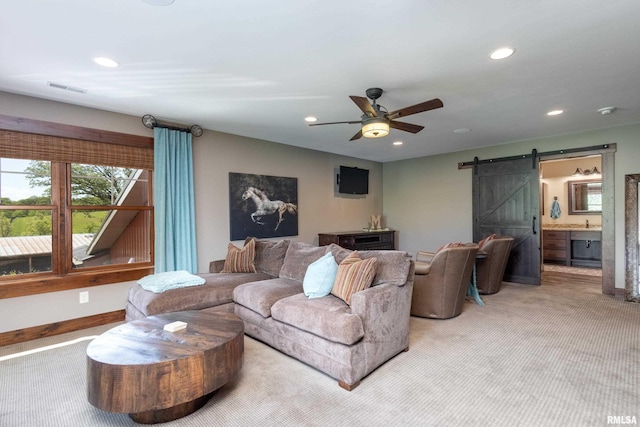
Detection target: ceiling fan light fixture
<box><xmin>362</xmin><ymin>117</ymin><xmax>389</xmax><ymax>138</ymax></box>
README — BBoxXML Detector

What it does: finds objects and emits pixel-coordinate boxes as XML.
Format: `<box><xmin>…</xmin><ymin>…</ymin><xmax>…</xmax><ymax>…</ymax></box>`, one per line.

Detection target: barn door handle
<box><xmin>532</xmin><ymin>216</ymin><xmax>537</xmax><ymax>234</ymax></box>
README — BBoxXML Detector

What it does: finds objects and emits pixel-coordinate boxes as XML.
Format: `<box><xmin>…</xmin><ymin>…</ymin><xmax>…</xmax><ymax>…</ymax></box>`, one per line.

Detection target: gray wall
<box><xmin>384</xmin><ymin>122</ymin><xmax>640</xmax><ymax>290</ymax></box>
<box><xmin>1</xmin><ymin>90</ymin><xmax>637</xmax><ymax>334</ymax></box>
<box><xmin>0</xmin><ymin>92</ymin><xmax>382</xmax><ymax>332</ymax></box>
<box><xmin>192</xmin><ymin>131</ymin><xmax>383</xmax><ymax>270</ymax></box>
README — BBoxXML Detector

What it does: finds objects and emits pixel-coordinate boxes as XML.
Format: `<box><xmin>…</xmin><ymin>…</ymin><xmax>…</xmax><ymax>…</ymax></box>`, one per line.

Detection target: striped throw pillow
<box><xmin>478</xmin><ymin>234</ymin><xmax>497</xmax><ymax>249</ymax></box>
<box><xmin>221</xmin><ymin>239</ymin><xmax>257</xmax><ymax>273</ymax></box>
<box><xmin>331</xmin><ymin>251</ymin><xmax>377</xmax><ymax>305</ymax></box>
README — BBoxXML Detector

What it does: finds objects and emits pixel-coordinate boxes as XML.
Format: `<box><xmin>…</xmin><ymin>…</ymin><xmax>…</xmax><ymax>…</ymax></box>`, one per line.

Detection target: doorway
<box><xmin>465</xmin><ymin>143</ymin><xmax>615</xmax><ymax>295</ymax></box>
<box><xmin>540</xmin><ymin>155</ymin><xmax>603</xmax><ymax>289</ymax></box>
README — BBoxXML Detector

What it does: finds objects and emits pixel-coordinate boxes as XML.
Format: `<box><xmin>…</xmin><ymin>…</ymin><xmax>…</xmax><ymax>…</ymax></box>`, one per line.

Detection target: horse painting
<box><xmin>241</xmin><ymin>186</ymin><xmax>298</xmax><ymax>231</ymax></box>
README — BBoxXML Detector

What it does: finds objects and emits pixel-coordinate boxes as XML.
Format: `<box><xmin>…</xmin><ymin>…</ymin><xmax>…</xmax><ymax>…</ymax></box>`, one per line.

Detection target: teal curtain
<box><xmin>154</xmin><ymin>128</ymin><xmax>197</xmax><ymax>273</ymax></box>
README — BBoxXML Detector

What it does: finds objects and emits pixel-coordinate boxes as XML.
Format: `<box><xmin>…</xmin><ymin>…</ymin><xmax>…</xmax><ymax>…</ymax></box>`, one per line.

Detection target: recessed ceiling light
<box><xmin>490</xmin><ymin>47</ymin><xmax>515</xmax><ymax>60</ymax></box>
<box><xmin>393</xmin><ymin>141</ymin><xmax>403</xmax><ymax>146</ymax></box>
<box><xmin>142</xmin><ymin>0</ymin><xmax>175</xmax><ymax>5</ymax></box>
<box><xmin>93</xmin><ymin>57</ymin><xmax>120</xmax><ymax>68</ymax></box>
<box><xmin>547</xmin><ymin>110</ymin><xmax>564</xmax><ymax>116</ymax></box>
<box><xmin>597</xmin><ymin>106</ymin><xmax>616</xmax><ymax>115</ymax></box>
<box><xmin>304</xmin><ymin>116</ymin><xmax>317</xmax><ymax>123</ymax></box>
<box><xmin>453</xmin><ymin>128</ymin><xmax>471</xmax><ymax>134</ymax></box>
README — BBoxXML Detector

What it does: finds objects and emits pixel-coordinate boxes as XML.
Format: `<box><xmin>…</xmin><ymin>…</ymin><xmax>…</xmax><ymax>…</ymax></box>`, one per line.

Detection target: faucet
<box><xmin>586</xmin><ymin>219</ymin><xmax>589</xmax><ymax>229</ymax></box>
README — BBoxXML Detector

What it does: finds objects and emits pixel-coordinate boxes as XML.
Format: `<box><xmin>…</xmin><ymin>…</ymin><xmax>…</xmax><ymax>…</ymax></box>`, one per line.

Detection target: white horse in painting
<box><xmin>241</xmin><ymin>186</ymin><xmax>297</xmax><ymax>230</ymax></box>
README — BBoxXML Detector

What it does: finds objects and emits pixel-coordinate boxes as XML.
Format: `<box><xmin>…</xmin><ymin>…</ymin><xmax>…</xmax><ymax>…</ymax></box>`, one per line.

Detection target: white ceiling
<box><xmin>2</xmin><ymin>0</ymin><xmax>639</xmax><ymax>162</ymax></box>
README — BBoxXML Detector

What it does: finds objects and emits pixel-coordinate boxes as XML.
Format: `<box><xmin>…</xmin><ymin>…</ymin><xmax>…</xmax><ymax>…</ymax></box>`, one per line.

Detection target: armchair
<box><xmin>410</xmin><ymin>243</ymin><xmax>479</xmax><ymax>319</ymax></box>
<box><xmin>476</xmin><ymin>236</ymin><xmax>514</xmax><ymax>295</ymax></box>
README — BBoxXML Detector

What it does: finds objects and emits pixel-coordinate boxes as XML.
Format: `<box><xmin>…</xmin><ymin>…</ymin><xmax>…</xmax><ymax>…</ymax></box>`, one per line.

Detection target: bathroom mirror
<box><xmin>568</xmin><ymin>180</ymin><xmax>602</xmax><ymax>214</ymax></box>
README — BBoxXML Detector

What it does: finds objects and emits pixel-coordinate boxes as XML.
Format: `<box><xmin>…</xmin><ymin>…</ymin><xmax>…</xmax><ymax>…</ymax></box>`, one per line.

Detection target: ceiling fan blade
<box><xmin>308</xmin><ymin>120</ymin><xmax>361</xmax><ymax>126</ymax></box>
<box><xmin>349</xmin><ymin>96</ymin><xmax>376</xmax><ymax>117</ymax></box>
<box><xmin>389</xmin><ymin>120</ymin><xmax>424</xmax><ymax>134</ymax></box>
<box><xmin>387</xmin><ymin>98</ymin><xmax>443</xmax><ymax>120</ymax></box>
<box><xmin>349</xmin><ymin>129</ymin><xmax>363</xmax><ymax>141</ymax></box>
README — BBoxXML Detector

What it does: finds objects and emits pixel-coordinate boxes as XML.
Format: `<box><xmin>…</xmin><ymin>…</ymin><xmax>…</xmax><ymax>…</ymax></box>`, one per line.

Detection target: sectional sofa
<box><xmin>125</xmin><ymin>238</ymin><xmax>415</xmax><ymax>390</ymax></box>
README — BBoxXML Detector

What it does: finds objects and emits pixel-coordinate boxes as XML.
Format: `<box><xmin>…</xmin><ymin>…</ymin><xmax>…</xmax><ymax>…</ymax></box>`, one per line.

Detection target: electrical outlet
<box><xmin>79</xmin><ymin>291</ymin><xmax>89</xmax><ymax>304</ymax></box>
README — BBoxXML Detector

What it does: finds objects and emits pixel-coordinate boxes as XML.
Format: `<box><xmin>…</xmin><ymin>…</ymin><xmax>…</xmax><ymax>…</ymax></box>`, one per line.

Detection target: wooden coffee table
<box><xmin>86</xmin><ymin>310</ymin><xmax>243</xmax><ymax>424</ymax></box>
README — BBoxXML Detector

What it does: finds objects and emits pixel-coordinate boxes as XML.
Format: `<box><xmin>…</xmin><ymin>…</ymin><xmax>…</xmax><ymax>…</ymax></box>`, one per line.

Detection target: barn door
<box><xmin>473</xmin><ymin>154</ymin><xmax>541</xmax><ymax>285</ymax></box>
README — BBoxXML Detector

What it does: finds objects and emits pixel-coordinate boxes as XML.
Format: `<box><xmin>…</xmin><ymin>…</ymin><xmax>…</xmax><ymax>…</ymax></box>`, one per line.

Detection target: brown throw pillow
<box><xmin>331</xmin><ymin>251</ymin><xmax>377</xmax><ymax>305</ymax></box>
<box><xmin>436</xmin><ymin>242</ymin><xmax>464</xmax><ymax>252</ymax></box>
<box><xmin>220</xmin><ymin>239</ymin><xmax>257</xmax><ymax>273</ymax></box>
<box><xmin>478</xmin><ymin>234</ymin><xmax>497</xmax><ymax>249</ymax></box>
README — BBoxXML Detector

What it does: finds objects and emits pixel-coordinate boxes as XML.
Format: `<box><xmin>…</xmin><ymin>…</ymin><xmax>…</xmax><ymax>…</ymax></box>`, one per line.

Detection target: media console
<box><xmin>318</xmin><ymin>230</ymin><xmax>395</xmax><ymax>251</ymax></box>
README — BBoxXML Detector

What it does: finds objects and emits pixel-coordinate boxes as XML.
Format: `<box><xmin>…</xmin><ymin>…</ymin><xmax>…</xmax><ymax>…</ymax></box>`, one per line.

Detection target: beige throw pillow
<box><xmin>331</xmin><ymin>251</ymin><xmax>377</xmax><ymax>305</ymax></box>
<box><xmin>221</xmin><ymin>239</ymin><xmax>257</xmax><ymax>273</ymax></box>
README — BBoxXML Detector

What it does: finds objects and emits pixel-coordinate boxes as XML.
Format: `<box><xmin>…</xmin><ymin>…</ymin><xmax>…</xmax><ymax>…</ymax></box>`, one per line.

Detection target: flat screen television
<box><xmin>338</xmin><ymin>166</ymin><xmax>369</xmax><ymax>195</ymax></box>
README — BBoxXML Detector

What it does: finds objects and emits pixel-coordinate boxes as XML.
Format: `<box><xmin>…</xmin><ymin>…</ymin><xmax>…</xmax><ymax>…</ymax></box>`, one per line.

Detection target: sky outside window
<box><xmin>0</xmin><ymin>158</ymin><xmax>49</xmax><ymax>202</ymax></box>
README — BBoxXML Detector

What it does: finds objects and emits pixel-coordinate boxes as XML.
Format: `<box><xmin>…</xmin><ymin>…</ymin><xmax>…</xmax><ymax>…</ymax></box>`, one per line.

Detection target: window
<box><xmin>0</xmin><ymin>158</ymin><xmax>53</xmax><ymax>275</ymax></box>
<box><xmin>69</xmin><ymin>165</ymin><xmax>151</xmax><ymax>269</ymax></box>
<box><xmin>0</xmin><ymin>115</ymin><xmax>154</xmax><ymax>298</ymax></box>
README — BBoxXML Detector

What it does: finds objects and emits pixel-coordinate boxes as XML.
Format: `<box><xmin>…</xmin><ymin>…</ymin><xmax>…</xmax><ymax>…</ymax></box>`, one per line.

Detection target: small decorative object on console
<box><xmin>370</xmin><ymin>214</ymin><xmax>382</xmax><ymax>230</ymax></box>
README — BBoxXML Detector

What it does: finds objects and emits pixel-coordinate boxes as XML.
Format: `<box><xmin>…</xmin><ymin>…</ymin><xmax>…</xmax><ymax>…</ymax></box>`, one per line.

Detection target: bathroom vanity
<box><xmin>542</xmin><ymin>228</ymin><xmax>602</xmax><ymax>268</ymax></box>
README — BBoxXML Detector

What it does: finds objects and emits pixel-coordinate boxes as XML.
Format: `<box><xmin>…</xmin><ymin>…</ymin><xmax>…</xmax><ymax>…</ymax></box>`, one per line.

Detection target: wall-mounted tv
<box><xmin>338</xmin><ymin>166</ymin><xmax>369</xmax><ymax>195</ymax></box>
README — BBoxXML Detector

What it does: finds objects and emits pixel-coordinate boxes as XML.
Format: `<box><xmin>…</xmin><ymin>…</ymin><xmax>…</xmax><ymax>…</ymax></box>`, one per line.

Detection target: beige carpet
<box><xmin>1</xmin><ymin>275</ymin><xmax>638</xmax><ymax>426</ymax></box>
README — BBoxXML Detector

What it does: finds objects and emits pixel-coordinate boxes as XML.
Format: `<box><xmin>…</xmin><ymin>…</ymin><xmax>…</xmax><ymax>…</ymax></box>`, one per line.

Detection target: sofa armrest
<box><xmin>209</xmin><ymin>260</ymin><xmax>225</xmax><ymax>273</ymax></box>
<box><xmin>416</xmin><ymin>251</ymin><xmax>436</xmax><ymax>263</ymax></box>
<box><xmin>350</xmin><ymin>260</ymin><xmax>414</xmax><ymax>368</ymax></box>
<box><xmin>414</xmin><ymin>261</ymin><xmax>431</xmax><ymax>275</ymax></box>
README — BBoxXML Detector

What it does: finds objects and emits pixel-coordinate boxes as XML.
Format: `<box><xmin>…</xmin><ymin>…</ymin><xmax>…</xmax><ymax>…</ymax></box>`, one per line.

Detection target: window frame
<box><xmin>0</xmin><ymin>114</ymin><xmax>154</xmax><ymax>299</ymax></box>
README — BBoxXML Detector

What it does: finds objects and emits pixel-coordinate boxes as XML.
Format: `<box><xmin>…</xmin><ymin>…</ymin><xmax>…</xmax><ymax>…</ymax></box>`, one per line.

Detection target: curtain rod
<box><xmin>141</xmin><ymin>114</ymin><xmax>203</xmax><ymax>137</ymax></box>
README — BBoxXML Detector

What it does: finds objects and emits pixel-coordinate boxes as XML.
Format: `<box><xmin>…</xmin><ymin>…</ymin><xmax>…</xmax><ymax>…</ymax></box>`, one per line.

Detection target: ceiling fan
<box><xmin>308</xmin><ymin>88</ymin><xmax>443</xmax><ymax>141</ymax></box>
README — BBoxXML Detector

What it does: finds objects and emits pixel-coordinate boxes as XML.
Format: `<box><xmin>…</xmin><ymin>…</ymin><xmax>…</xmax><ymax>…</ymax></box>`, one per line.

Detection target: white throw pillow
<box><xmin>302</xmin><ymin>252</ymin><xmax>338</xmax><ymax>299</ymax></box>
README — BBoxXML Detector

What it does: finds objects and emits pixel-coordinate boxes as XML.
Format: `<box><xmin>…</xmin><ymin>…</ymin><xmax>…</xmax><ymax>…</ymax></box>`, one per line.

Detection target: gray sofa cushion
<box><xmin>233</xmin><ymin>277</ymin><xmax>302</xmax><ymax>318</ymax></box>
<box><xmin>246</xmin><ymin>238</ymin><xmax>290</xmax><ymax>277</ymax></box>
<box><xmin>271</xmin><ymin>293</ymin><xmax>364</xmax><ymax>346</ymax></box>
<box><xmin>127</xmin><ymin>272</ymin><xmax>270</xmax><ymax>317</ymax></box>
<box><xmin>359</xmin><ymin>250</ymin><xmax>413</xmax><ymax>287</ymax></box>
<box><xmin>326</xmin><ymin>243</ymin><xmax>353</xmax><ymax>264</ymax></box>
<box><xmin>279</xmin><ymin>241</ymin><xmax>329</xmax><ymax>282</ymax></box>
<box><xmin>326</xmin><ymin>245</ymin><xmax>412</xmax><ymax>287</ymax></box>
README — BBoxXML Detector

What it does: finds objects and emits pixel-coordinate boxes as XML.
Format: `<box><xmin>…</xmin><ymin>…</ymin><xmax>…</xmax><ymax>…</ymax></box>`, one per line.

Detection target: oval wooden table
<box><xmin>86</xmin><ymin>310</ymin><xmax>244</xmax><ymax>424</ymax></box>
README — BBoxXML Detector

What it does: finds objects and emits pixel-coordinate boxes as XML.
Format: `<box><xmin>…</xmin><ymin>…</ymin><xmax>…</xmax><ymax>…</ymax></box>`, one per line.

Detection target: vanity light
<box><xmin>93</xmin><ymin>57</ymin><xmax>120</xmax><ymax>68</ymax></box>
<box><xmin>304</xmin><ymin>116</ymin><xmax>317</xmax><ymax>123</ymax></box>
<box><xmin>393</xmin><ymin>141</ymin><xmax>403</xmax><ymax>146</ymax></box>
<box><xmin>572</xmin><ymin>167</ymin><xmax>600</xmax><ymax>176</ymax></box>
<box><xmin>547</xmin><ymin>110</ymin><xmax>563</xmax><ymax>116</ymax></box>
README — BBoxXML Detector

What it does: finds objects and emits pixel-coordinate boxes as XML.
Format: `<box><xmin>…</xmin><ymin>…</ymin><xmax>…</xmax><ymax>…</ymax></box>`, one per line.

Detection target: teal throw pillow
<box><xmin>303</xmin><ymin>252</ymin><xmax>338</xmax><ymax>299</ymax></box>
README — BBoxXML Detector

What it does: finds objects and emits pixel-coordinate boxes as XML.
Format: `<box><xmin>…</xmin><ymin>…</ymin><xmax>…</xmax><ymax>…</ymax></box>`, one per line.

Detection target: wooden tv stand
<box><xmin>318</xmin><ymin>230</ymin><xmax>395</xmax><ymax>250</ymax></box>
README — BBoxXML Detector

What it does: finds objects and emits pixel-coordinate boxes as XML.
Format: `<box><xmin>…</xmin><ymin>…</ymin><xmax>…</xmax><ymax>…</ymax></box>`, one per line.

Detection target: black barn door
<box><xmin>473</xmin><ymin>155</ymin><xmax>541</xmax><ymax>285</ymax></box>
